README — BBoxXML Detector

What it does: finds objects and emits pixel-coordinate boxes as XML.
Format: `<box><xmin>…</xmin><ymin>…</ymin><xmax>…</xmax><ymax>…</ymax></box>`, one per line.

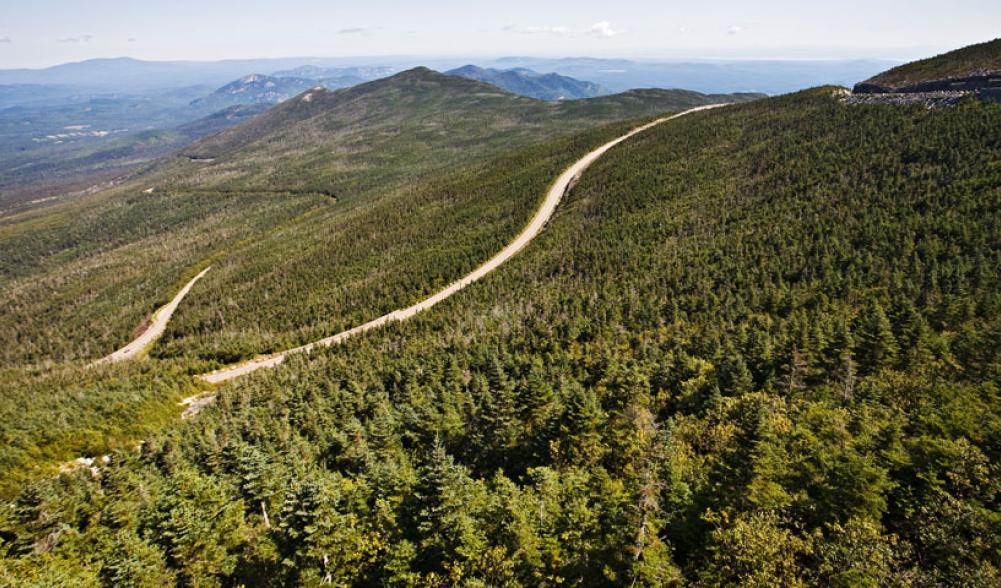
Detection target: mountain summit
<box><xmin>180</xmin><ymin>67</ymin><xmax>757</xmax><ymax>172</ymax></box>
<box><xmin>445</xmin><ymin>65</ymin><xmax>608</xmax><ymax>100</ymax></box>
<box><xmin>190</xmin><ymin>74</ymin><xmax>318</xmax><ymax>110</ymax></box>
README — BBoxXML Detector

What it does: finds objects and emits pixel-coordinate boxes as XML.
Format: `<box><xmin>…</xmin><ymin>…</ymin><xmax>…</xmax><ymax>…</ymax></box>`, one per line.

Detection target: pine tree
<box><xmin>895</xmin><ymin>300</ymin><xmax>934</xmax><ymax>370</ymax></box>
<box><xmin>621</xmin><ymin>407</ymin><xmax>683</xmax><ymax>586</ymax></box>
<box><xmin>101</xmin><ymin>530</ymin><xmax>176</xmax><ymax>588</ymax></box>
<box><xmin>412</xmin><ymin>439</ymin><xmax>486</xmax><ymax>580</ymax></box>
<box><xmin>718</xmin><ymin>350</ymin><xmax>755</xmax><ymax>396</ymax></box>
<box><xmin>558</xmin><ymin>380</ymin><xmax>606</xmax><ymax>466</ymax></box>
<box><xmin>521</xmin><ymin>359</ymin><xmax>555</xmax><ymax>425</ymax></box>
<box><xmin>236</xmin><ymin>445</ymin><xmax>276</xmax><ymax>529</ymax></box>
<box><xmin>745</xmin><ymin>324</ymin><xmax>776</xmax><ymax>389</ymax></box>
<box><xmin>856</xmin><ymin>303</ymin><xmax>898</xmax><ymax>374</ymax></box>
<box><xmin>780</xmin><ymin>348</ymin><xmax>808</xmax><ymax>397</ymax></box>
<box><xmin>483</xmin><ymin>356</ymin><xmax>520</xmax><ymax>455</ymax></box>
<box><xmin>276</xmin><ymin>472</ymin><xmax>375</xmax><ymax>584</ymax></box>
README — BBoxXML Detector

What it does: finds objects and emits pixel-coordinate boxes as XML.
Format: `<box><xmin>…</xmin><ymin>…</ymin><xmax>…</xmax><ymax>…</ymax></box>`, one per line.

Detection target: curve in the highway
<box><xmin>198</xmin><ymin>104</ymin><xmax>726</xmax><ymax>384</ymax></box>
<box><xmin>90</xmin><ymin>267</ymin><xmax>211</xmax><ymax>366</ymax></box>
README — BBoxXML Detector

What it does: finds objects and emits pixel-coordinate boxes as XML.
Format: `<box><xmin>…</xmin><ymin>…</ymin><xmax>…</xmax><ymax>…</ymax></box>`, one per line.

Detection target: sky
<box><xmin>1</xmin><ymin>0</ymin><xmax>999</xmax><ymax>68</ymax></box>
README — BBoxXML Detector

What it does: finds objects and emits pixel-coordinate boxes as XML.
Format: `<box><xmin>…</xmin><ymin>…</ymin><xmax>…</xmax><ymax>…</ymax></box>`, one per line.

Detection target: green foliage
<box><xmin>0</xmin><ymin>188</ymin><xmax>328</xmax><ymax>363</ymax></box>
<box><xmin>0</xmin><ymin>74</ymin><xmax>744</xmax><ymax>496</ymax></box>
<box><xmin>864</xmin><ymin>37</ymin><xmax>1001</xmax><ymax>89</ymax></box>
<box><xmin>0</xmin><ymin>362</ymin><xmax>201</xmax><ymax>497</ymax></box>
<box><xmin>856</xmin><ymin>303</ymin><xmax>898</xmax><ymax>375</ymax></box>
<box><xmin>812</xmin><ymin>518</ymin><xmax>897</xmax><ymax>588</ymax></box>
<box><xmin>1</xmin><ymin>89</ymin><xmax>1000</xmax><ymax>584</ymax></box>
<box><xmin>100</xmin><ymin>531</ymin><xmax>176</xmax><ymax>588</ymax></box>
<box><xmin>1</xmin><ymin>69</ymin><xmax>747</xmax><ymax>366</ymax></box>
<box><xmin>696</xmin><ymin>510</ymin><xmax>811</xmax><ymax>587</ymax></box>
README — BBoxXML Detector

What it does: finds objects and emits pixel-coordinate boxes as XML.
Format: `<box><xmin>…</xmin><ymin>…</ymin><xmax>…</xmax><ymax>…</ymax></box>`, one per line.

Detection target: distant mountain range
<box><xmin>445</xmin><ymin>65</ymin><xmax>607</xmax><ymax>100</ymax></box>
<box><xmin>191</xmin><ymin>66</ymin><xmax>609</xmax><ymax>110</ymax></box>
<box><xmin>0</xmin><ymin>52</ymin><xmax>888</xmax><ymax>215</ymax></box>
<box><xmin>270</xmin><ymin>65</ymin><xmax>398</xmax><ymax>83</ymax></box>
<box><xmin>0</xmin><ymin>54</ymin><xmax>895</xmax><ymax>209</ymax></box>
<box><xmin>0</xmin><ymin>56</ymin><xmax>900</xmax><ymax>99</ymax></box>
<box><xmin>483</xmin><ymin>57</ymin><xmax>899</xmax><ymax>94</ymax></box>
<box><xmin>0</xmin><ymin>57</ymin><xmax>398</xmax><ymax>93</ymax></box>
<box><xmin>189</xmin><ymin>68</ymin><xmax>405</xmax><ymax>110</ymax></box>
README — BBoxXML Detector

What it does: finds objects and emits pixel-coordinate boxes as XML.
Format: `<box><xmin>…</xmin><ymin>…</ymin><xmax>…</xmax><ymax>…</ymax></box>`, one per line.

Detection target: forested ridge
<box><xmin>1</xmin><ymin>89</ymin><xmax>998</xmax><ymax>585</ymax></box>
<box><xmin>0</xmin><ymin>71</ymin><xmax>748</xmax><ymax>499</ymax></box>
<box><xmin>0</xmin><ymin>69</ymin><xmax>751</xmax><ymax>367</ymax></box>
<box><xmin>0</xmin><ymin>120</ymin><xmax>643</xmax><ymax>500</ymax></box>
<box><xmin>861</xmin><ymin>37</ymin><xmax>1001</xmax><ymax>89</ymax></box>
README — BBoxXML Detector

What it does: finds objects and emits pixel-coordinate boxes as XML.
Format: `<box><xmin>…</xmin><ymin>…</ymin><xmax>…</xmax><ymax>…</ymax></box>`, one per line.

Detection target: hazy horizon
<box><xmin>2</xmin><ymin>0</ymin><xmax>998</xmax><ymax>69</ymax></box>
<box><xmin>2</xmin><ymin>53</ymin><xmax>910</xmax><ymax>72</ymax></box>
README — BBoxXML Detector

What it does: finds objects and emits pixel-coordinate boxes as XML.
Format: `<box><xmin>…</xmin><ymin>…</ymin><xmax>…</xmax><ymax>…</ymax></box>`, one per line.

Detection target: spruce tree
<box><xmin>857</xmin><ymin>303</ymin><xmax>898</xmax><ymax>374</ymax></box>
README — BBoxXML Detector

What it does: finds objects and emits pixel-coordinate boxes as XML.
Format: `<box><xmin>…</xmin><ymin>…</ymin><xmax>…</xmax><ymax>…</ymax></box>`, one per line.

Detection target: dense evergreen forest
<box><xmin>1</xmin><ymin>89</ymin><xmax>998</xmax><ymax>585</ymax></box>
<box><xmin>861</xmin><ymin>37</ymin><xmax>1000</xmax><ymax>89</ymax></box>
<box><xmin>0</xmin><ymin>69</ymin><xmax>750</xmax><ymax>367</ymax></box>
<box><xmin>0</xmin><ymin>123</ymin><xmax>635</xmax><ymax>492</ymax></box>
<box><xmin>0</xmin><ymin>71</ymin><xmax>749</xmax><ymax>499</ymax></box>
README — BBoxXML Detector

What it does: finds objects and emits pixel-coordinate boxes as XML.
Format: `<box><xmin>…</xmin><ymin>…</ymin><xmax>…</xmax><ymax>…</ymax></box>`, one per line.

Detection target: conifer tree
<box><xmin>857</xmin><ymin>303</ymin><xmax>899</xmax><ymax>374</ymax></box>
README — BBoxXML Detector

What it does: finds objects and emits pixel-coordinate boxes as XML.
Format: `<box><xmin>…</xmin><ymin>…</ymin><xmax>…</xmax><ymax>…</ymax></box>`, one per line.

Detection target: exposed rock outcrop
<box><xmin>840</xmin><ymin>91</ymin><xmax>971</xmax><ymax>108</ymax></box>
<box><xmin>854</xmin><ymin>71</ymin><xmax>1001</xmax><ymax>96</ymax></box>
<box><xmin>849</xmin><ymin>72</ymin><xmax>1001</xmax><ymax>106</ymax></box>
<box><xmin>850</xmin><ymin>38</ymin><xmax>1001</xmax><ymax>105</ymax></box>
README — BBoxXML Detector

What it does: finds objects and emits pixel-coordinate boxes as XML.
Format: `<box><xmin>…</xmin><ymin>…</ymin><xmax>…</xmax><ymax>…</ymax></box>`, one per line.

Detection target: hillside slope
<box><xmin>856</xmin><ymin>37</ymin><xmax>1001</xmax><ymax>92</ymax></box>
<box><xmin>2</xmin><ymin>90</ymin><xmax>998</xmax><ymax>585</ymax></box>
<box><xmin>0</xmin><ymin>71</ymin><xmax>760</xmax><ymax>500</ymax></box>
<box><xmin>172</xmin><ymin>68</ymin><xmax>759</xmax><ymax>193</ymax></box>
<box><xmin>0</xmin><ymin>67</ymin><xmax>757</xmax><ymax>369</ymax></box>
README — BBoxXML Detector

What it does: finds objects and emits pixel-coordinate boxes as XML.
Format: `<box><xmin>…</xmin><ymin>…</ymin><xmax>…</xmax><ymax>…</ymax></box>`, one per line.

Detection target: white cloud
<box><xmin>585</xmin><ymin>21</ymin><xmax>622</xmax><ymax>38</ymax></box>
<box><xmin>506</xmin><ymin>24</ymin><xmax>572</xmax><ymax>36</ymax></box>
<box><xmin>728</xmin><ymin>25</ymin><xmax>744</xmax><ymax>36</ymax></box>
<box><xmin>57</xmin><ymin>34</ymin><xmax>93</xmax><ymax>43</ymax></box>
<box><xmin>506</xmin><ymin>22</ymin><xmax>623</xmax><ymax>38</ymax></box>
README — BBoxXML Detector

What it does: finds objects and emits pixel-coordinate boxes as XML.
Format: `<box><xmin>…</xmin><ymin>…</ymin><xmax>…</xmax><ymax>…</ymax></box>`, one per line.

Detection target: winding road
<box><xmin>90</xmin><ymin>267</ymin><xmax>211</xmax><ymax>366</ymax></box>
<box><xmin>197</xmin><ymin>104</ymin><xmax>726</xmax><ymax>384</ymax></box>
